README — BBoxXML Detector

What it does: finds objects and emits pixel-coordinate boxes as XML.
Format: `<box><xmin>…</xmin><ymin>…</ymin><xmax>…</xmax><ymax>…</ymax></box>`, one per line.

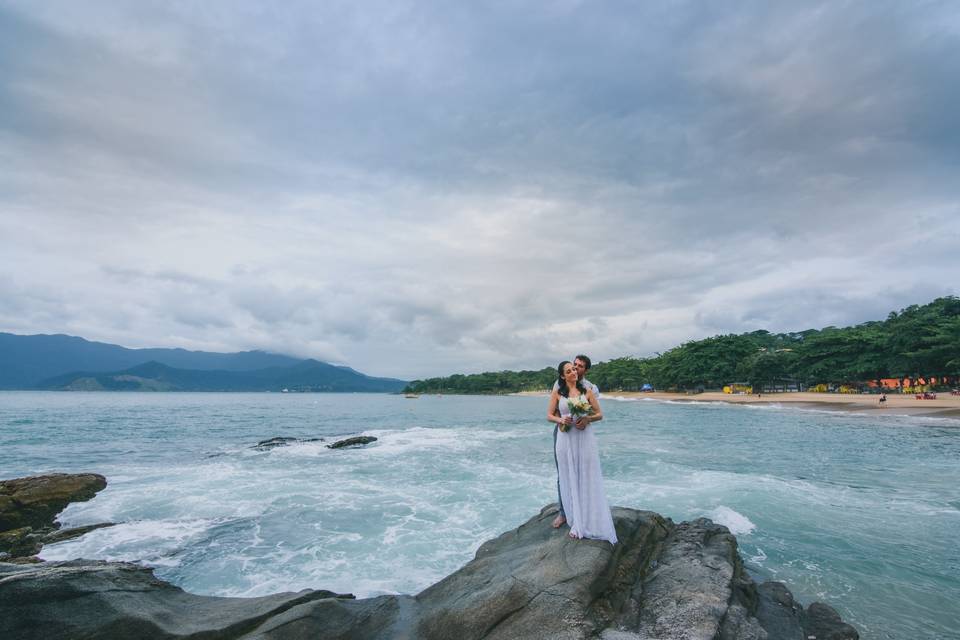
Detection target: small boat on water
<box><xmin>404</xmin><ymin>393</ymin><xmax>420</xmax><ymax>399</ymax></box>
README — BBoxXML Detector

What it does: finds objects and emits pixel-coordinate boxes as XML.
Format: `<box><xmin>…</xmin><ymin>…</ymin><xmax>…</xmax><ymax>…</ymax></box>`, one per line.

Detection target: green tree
<box><xmin>405</xmin><ymin>297</ymin><xmax>960</xmax><ymax>395</ymax></box>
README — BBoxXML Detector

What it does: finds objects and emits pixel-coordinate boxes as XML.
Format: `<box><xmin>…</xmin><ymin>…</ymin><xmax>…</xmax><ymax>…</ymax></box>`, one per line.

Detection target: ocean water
<box><xmin>1</xmin><ymin>392</ymin><xmax>958</xmax><ymax>640</ymax></box>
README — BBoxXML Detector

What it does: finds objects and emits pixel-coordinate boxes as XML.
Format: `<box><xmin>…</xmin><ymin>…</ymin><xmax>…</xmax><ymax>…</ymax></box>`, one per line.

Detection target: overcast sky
<box><xmin>1</xmin><ymin>1</ymin><xmax>958</xmax><ymax>379</ymax></box>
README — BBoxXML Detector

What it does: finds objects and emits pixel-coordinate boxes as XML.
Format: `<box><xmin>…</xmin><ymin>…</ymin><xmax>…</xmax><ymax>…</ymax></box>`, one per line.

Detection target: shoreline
<box><xmin>515</xmin><ymin>390</ymin><xmax>960</xmax><ymax>419</ymax></box>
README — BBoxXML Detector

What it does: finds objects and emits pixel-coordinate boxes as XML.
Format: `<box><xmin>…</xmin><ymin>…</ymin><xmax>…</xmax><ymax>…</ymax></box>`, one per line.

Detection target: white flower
<box><xmin>567</xmin><ymin>396</ymin><xmax>593</xmax><ymax>417</ymax></box>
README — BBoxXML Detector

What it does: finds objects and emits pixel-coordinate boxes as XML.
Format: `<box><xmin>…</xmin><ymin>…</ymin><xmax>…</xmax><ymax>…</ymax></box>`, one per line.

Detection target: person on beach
<box><xmin>550</xmin><ymin>355</ymin><xmax>599</xmax><ymax>529</ymax></box>
<box><xmin>546</xmin><ymin>360</ymin><xmax>617</xmax><ymax>544</ymax></box>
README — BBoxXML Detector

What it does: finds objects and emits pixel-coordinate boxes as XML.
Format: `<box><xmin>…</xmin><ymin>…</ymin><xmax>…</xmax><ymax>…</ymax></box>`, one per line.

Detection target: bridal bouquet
<box><xmin>561</xmin><ymin>396</ymin><xmax>593</xmax><ymax>431</ymax></box>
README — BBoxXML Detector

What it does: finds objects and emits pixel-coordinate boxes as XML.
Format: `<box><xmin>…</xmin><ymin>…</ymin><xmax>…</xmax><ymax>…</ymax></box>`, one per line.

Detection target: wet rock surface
<box><xmin>0</xmin><ymin>473</ymin><xmax>106</xmax><ymax>532</ymax></box>
<box><xmin>326</xmin><ymin>435</ymin><xmax>378</xmax><ymax>449</ymax></box>
<box><xmin>253</xmin><ymin>436</ymin><xmax>326</xmax><ymax>450</ymax></box>
<box><xmin>0</xmin><ymin>560</ymin><xmax>353</xmax><ymax>640</ymax></box>
<box><xmin>0</xmin><ymin>474</ymin><xmax>109</xmax><ymax>562</ymax></box>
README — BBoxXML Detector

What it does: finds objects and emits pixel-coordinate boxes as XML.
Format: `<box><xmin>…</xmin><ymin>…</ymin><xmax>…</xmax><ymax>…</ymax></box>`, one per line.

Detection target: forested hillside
<box><xmin>405</xmin><ymin>297</ymin><xmax>960</xmax><ymax>394</ymax></box>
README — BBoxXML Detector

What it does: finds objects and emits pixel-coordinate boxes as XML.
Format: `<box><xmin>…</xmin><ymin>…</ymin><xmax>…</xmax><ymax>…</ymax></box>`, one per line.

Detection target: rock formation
<box><xmin>0</xmin><ymin>474</ymin><xmax>113</xmax><ymax>562</ymax></box>
<box><xmin>253</xmin><ymin>436</ymin><xmax>326</xmax><ymax>450</ymax></box>
<box><xmin>0</xmin><ymin>501</ymin><xmax>858</xmax><ymax>639</ymax></box>
<box><xmin>326</xmin><ymin>435</ymin><xmax>378</xmax><ymax>449</ymax></box>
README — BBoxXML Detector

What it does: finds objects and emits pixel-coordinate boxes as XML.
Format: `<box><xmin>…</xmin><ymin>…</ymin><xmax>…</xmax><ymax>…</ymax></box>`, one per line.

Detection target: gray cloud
<box><xmin>1</xmin><ymin>1</ymin><xmax>958</xmax><ymax>378</ymax></box>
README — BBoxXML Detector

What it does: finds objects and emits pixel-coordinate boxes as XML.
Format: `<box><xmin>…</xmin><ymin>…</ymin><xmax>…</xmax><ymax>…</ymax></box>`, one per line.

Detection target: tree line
<box><xmin>404</xmin><ymin>297</ymin><xmax>960</xmax><ymax>394</ymax></box>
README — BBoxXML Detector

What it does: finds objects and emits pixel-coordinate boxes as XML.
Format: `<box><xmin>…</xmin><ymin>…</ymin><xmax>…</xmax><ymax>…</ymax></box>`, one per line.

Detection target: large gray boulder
<box><xmin>0</xmin><ymin>505</ymin><xmax>858</xmax><ymax>640</ymax></box>
<box><xmin>0</xmin><ymin>560</ymin><xmax>352</xmax><ymax>640</ymax></box>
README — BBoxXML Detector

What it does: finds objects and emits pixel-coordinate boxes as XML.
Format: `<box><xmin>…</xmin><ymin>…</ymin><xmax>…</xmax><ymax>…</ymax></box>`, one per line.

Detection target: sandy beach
<box><xmin>517</xmin><ymin>390</ymin><xmax>960</xmax><ymax>420</ymax></box>
<box><xmin>603</xmin><ymin>391</ymin><xmax>960</xmax><ymax>419</ymax></box>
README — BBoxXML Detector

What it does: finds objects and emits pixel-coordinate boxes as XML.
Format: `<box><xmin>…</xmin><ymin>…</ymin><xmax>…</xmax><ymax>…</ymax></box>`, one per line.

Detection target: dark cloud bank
<box><xmin>1</xmin><ymin>1</ymin><xmax>958</xmax><ymax>378</ymax></box>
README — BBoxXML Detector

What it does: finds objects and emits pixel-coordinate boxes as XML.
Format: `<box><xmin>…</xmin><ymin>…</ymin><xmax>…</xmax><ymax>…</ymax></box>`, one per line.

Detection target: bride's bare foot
<box><xmin>551</xmin><ymin>514</ymin><xmax>566</xmax><ymax>528</ymax></box>
<box><xmin>568</xmin><ymin>531</ymin><xmax>579</xmax><ymax>539</ymax></box>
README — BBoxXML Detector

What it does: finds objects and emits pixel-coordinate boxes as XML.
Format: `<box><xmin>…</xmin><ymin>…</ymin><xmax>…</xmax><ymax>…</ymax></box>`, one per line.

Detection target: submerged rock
<box><xmin>253</xmin><ymin>436</ymin><xmax>326</xmax><ymax>450</ymax></box>
<box><xmin>756</xmin><ymin>581</ymin><xmax>805</xmax><ymax>640</ymax></box>
<box><xmin>802</xmin><ymin>602</ymin><xmax>860</xmax><ymax>640</ymax></box>
<box><xmin>327</xmin><ymin>436</ymin><xmax>377</xmax><ymax>449</ymax></box>
<box><xmin>0</xmin><ymin>504</ymin><xmax>859</xmax><ymax>639</ymax></box>
<box><xmin>755</xmin><ymin>581</ymin><xmax>859</xmax><ymax>640</ymax></box>
<box><xmin>254</xmin><ymin>436</ymin><xmax>300</xmax><ymax>450</ymax></box>
<box><xmin>41</xmin><ymin>522</ymin><xmax>116</xmax><ymax>545</ymax></box>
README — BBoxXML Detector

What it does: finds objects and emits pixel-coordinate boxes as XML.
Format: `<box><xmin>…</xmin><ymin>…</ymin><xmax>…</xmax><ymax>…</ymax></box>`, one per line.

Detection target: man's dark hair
<box><xmin>574</xmin><ymin>354</ymin><xmax>591</xmax><ymax>370</ymax></box>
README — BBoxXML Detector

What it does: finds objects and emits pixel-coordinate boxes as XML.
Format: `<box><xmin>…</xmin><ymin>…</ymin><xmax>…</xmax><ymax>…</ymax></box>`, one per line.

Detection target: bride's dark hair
<box><xmin>557</xmin><ymin>360</ymin><xmax>586</xmax><ymax>398</ymax></box>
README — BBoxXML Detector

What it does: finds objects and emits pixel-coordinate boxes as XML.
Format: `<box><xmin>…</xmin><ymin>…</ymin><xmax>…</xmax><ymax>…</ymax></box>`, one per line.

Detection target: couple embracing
<box><xmin>546</xmin><ymin>355</ymin><xmax>618</xmax><ymax>544</ymax></box>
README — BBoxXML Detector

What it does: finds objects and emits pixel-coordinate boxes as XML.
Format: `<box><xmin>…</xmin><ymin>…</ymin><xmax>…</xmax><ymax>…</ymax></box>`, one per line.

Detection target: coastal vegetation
<box><xmin>404</xmin><ymin>297</ymin><xmax>960</xmax><ymax>394</ymax></box>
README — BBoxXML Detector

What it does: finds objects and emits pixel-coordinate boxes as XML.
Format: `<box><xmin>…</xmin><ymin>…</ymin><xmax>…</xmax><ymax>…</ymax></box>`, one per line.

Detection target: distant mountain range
<box><xmin>0</xmin><ymin>333</ymin><xmax>407</xmax><ymax>392</ymax></box>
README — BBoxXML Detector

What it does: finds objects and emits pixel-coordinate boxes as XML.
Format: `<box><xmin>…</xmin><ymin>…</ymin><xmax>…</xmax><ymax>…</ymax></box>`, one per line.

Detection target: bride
<box><xmin>546</xmin><ymin>361</ymin><xmax>618</xmax><ymax>544</ymax></box>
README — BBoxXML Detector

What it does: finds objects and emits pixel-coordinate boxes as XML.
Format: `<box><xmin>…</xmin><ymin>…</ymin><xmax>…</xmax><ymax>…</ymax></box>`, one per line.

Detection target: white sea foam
<box><xmin>761</xmin><ymin>403</ymin><xmax>960</xmax><ymax>426</ymax></box>
<box><xmin>707</xmin><ymin>506</ymin><xmax>756</xmax><ymax>535</ymax></box>
<box><xmin>661</xmin><ymin>399</ymin><xmax>734</xmax><ymax>408</ymax></box>
<box><xmin>891</xmin><ymin>414</ymin><xmax>960</xmax><ymax>426</ymax></box>
<box><xmin>9</xmin><ymin>392</ymin><xmax>955</xmax><ymax>639</ymax></box>
<box><xmin>740</xmin><ymin>403</ymin><xmax>783</xmax><ymax>410</ymax></box>
<box><xmin>359</xmin><ymin>426</ymin><xmax>528</xmax><ymax>457</ymax></box>
<box><xmin>56</xmin><ymin>423</ymin><xmax>553</xmax><ymax>599</ymax></box>
<box><xmin>39</xmin><ymin>518</ymin><xmax>213</xmax><ymax>564</ymax></box>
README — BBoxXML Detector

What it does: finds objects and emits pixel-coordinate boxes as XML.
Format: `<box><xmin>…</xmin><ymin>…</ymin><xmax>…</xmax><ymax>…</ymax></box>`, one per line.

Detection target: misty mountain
<box><xmin>0</xmin><ymin>333</ymin><xmax>404</xmax><ymax>392</ymax></box>
<box><xmin>35</xmin><ymin>360</ymin><xmax>407</xmax><ymax>393</ymax></box>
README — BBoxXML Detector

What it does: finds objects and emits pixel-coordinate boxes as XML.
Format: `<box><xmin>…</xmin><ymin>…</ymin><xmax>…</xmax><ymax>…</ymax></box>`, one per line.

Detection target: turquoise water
<box><xmin>1</xmin><ymin>392</ymin><xmax>958</xmax><ymax>639</ymax></box>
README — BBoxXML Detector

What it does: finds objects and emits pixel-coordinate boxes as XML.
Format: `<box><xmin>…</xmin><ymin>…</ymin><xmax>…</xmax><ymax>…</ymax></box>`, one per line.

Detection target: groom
<box><xmin>551</xmin><ymin>354</ymin><xmax>600</xmax><ymax>529</ymax></box>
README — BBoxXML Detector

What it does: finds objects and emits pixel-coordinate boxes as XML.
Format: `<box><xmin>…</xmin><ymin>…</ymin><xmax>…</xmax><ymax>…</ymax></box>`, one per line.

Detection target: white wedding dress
<box><xmin>556</xmin><ymin>395</ymin><xmax>618</xmax><ymax>544</ymax></box>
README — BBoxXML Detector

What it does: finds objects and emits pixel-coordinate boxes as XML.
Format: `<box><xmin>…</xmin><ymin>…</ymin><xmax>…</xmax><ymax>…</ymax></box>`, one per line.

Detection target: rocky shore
<box><xmin>0</xmin><ymin>474</ymin><xmax>859</xmax><ymax>639</ymax></box>
<box><xmin>0</xmin><ymin>473</ymin><xmax>114</xmax><ymax>562</ymax></box>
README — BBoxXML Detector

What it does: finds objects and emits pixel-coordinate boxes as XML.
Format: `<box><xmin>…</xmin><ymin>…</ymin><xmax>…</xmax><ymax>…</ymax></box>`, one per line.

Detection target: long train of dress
<box><xmin>556</xmin><ymin>396</ymin><xmax>618</xmax><ymax>544</ymax></box>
